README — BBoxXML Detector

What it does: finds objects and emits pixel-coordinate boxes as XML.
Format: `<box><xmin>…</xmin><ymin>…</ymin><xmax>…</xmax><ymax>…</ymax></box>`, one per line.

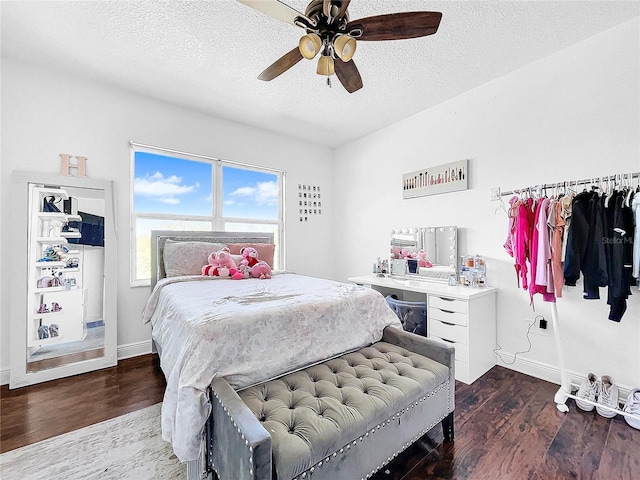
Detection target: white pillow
<box><xmin>163</xmin><ymin>240</ymin><xmax>227</xmax><ymax>277</ymax></box>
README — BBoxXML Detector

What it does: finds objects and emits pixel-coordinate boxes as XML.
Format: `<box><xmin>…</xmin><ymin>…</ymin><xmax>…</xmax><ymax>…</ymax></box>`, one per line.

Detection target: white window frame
<box><xmin>129</xmin><ymin>142</ymin><xmax>285</xmax><ymax>287</ymax></box>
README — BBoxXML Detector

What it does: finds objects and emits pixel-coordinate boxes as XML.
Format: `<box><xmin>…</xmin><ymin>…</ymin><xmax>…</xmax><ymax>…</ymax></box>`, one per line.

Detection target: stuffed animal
<box><xmin>416</xmin><ymin>250</ymin><xmax>433</xmax><ymax>268</ymax></box>
<box><xmin>236</xmin><ymin>263</ymin><xmax>251</xmax><ymax>279</ymax></box>
<box><xmin>240</xmin><ymin>247</ymin><xmax>260</xmax><ymax>268</ymax></box>
<box><xmin>202</xmin><ymin>247</ymin><xmax>244</xmax><ymax>280</ymax></box>
<box><xmin>390</xmin><ymin>245</ymin><xmax>402</xmax><ymax>260</ymax></box>
<box><xmin>250</xmin><ymin>260</ymin><xmax>272</xmax><ymax>280</ymax></box>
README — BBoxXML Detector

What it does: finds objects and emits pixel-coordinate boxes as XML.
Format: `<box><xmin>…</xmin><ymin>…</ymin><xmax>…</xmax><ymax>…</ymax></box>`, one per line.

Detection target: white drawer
<box><xmin>429</xmin><ymin>296</ymin><xmax>468</xmax><ymax>314</ymax></box>
<box><xmin>430</xmin><ymin>307</ymin><xmax>467</xmax><ymax>327</ymax></box>
<box><xmin>431</xmin><ymin>335</ymin><xmax>469</xmax><ymax>362</ymax></box>
<box><xmin>430</xmin><ymin>319</ymin><xmax>468</xmax><ymax>345</ymax></box>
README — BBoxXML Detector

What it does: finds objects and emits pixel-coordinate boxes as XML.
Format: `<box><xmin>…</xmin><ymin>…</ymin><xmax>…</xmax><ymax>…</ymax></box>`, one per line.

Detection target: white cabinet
<box><xmin>427</xmin><ymin>292</ymin><xmax>496</xmax><ymax>384</ymax></box>
<box><xmin>27</xmin><ymin>186</ymin><xmax>85</xmax><ymax>350</ymax></box>
<box><xmin>348</xmin><ymin>274</ymin><xmax>497</xmax><ymax>384</ymax></box>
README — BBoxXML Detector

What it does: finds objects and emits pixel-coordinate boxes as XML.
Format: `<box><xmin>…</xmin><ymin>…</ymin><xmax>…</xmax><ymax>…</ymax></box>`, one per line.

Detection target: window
<box><xmin>130</xmin><ymin>145</ymin><xmax>283</xmax><ymax>285</ymax></box>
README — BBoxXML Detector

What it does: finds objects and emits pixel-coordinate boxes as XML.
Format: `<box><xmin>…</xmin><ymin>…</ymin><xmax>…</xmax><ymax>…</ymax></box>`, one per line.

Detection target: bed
<box><xmin>143</xmin><ymin>231</ymin><xmax>454</xmax><ymax>480</ymax></box>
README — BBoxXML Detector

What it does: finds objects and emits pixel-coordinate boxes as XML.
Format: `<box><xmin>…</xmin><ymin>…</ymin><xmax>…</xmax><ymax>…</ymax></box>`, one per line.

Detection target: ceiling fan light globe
<box><xmin>299</xmin><ymin>33</ymin><xmax>322</xmax><ymax>60</ymax></box>
<box><xmin>334</xmin><ymin>34</ymin><xmax>357</xmax><ymax>62</ymax></box>
<box><xmin>316</xmin><ymin>55</ymin><xmax>335</xmax><ymax>76</ymax></box>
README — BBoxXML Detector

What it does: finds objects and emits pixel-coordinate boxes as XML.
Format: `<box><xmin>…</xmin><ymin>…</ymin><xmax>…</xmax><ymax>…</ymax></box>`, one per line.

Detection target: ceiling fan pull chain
<box><xmin>327</xmin><ymin>76</ymin><xmax>332</xmax><ymax>88</ymax></box>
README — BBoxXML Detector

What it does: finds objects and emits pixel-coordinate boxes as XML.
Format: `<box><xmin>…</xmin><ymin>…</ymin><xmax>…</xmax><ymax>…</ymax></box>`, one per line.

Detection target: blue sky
<box><xmin>134</xmin><ymin>152</ymin><xmax>278</xmax><ymax>219</ymax></box>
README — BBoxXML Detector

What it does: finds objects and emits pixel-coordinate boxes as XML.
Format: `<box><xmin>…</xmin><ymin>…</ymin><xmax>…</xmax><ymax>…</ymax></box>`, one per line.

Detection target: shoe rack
<box><xmin>550</xmin><ymin>302</ymin><xmax>640</xmax><ymax>427</ymax></box>
<box><xmin>28</xmin><ymin>186</ymin><xmax>85</xmax><ymax>349</ymax></box>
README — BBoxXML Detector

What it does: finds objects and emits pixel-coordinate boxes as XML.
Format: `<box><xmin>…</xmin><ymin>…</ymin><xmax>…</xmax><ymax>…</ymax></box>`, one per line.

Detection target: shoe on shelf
<box><xmin>596</xmin><ymin>375</ymin><xmax>619</xmax><ymax>418</ymax></box>
<box><xmin>623</xmin><ymin>388</ymin><xmax>640</xmax><ymax>430</ymax></box>
<box><xmin>576</xmin><ymin>373</ymin><xmax>599</xmax><ymax>411</ymax></box>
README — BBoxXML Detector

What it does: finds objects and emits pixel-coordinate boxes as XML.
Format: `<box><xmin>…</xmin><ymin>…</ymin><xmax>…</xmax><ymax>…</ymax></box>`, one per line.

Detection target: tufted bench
<box><xmin>206</xmin><ymin>327</ymin><xmax>455</xmax><ymax>480</ymax></box>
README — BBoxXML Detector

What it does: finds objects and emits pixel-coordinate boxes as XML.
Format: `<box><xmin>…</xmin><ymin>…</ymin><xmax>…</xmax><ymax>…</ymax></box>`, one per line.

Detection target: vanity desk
<box><xmin>348</xmin><ymin>274</ymin><xmax>497</xmax><ymax>384</ymax></box>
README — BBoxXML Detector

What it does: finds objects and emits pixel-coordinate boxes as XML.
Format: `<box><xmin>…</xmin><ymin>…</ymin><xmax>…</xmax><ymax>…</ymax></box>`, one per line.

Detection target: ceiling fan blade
<box><xmin>258</xmin><ymin>47</ymin><xmax>304</xmax><ymax>81</ymax></box>
<box><xmin>334</xmin><ymin>59</ymin><xmax>363</xmax><ymax>93</ymax></box>
<box><xmin>335</xmin><ymin>0</ymin><xmax>351</xmax><ymax>20</ymax></box>
<box><xmin>323</xmin><ymin>0</ymin><xmax>332</xmax><ymax>18</ymax></box>
<box><xmin>347</xmin><ymin>11</ymin><xmax>442</xmax><ymax>41</ymax></box>
<box><xmin>237</xmin><ymin>0</ymin><xmax>305</xmax><ymax>26</ymax></box>
<box><xmin>323</xmin><ymin>0</ymin><xmax>351</xmax><ymax>23</ymax></box>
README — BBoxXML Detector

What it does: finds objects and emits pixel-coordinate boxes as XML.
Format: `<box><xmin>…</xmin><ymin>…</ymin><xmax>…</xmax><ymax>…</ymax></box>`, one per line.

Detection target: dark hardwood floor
<box><xmin>0</xmin><ymin>354</ymin><xmax>166</xmax><ymax>454</ymax></box>
<box><xmin>2</xmin><ymin>357</ymin><xmax>639</xmax><ymax>479</ymax></box>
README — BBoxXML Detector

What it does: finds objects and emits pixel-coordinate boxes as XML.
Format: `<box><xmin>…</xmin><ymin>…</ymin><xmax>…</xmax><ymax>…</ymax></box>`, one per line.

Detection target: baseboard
<box><xmin>116</xmin><ymin>339</ymin><xmax>153</xmax><ymax>360</ymax></box>
<box><xmin>0</xmin><ymin>340</ymin><xmax>154</xmax><ymax>386</ymax></box>
<box><xmin>495</xmin><ymin>350</ymin><xmax>634</xmax><ymax>402</ymax></box>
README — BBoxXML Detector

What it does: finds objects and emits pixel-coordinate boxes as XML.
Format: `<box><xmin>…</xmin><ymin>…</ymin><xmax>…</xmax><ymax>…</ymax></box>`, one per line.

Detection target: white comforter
<box><xmin>142</xmin><ymin>273</ymin><xmax>402</xmax><ymax>462</ymax></box>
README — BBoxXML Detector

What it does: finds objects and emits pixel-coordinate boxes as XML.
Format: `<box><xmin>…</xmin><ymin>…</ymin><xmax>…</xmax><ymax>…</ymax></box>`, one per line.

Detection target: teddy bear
<box><xmin>236</xmin><ymin>263</ymin><xmax>251</xmax><ymax>279</ymax></box>
<box><xmin>202</xmin><ymin>247</ymin><xmax>244</xmax><ymax>280</ymax></box>
<box><xmin>249</xmin><ymin>260</ymin><xmax>272</xmax><ymax>280</ymax></box>
<box><xmin>416</xmin><ymin>250</ymin><xmax>433</xmax><ymax>268</ymax></box>
<box><xmin>240</xmin><ymin>246</ymin><xmax>260</xmax><ymax>268</ymax></box>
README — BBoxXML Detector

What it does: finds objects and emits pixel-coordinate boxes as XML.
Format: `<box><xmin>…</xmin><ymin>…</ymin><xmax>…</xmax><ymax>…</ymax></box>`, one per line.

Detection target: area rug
<box><xmin>0</xmin><ymin>403</ymin><xmax>186</xmax><ymax>479</ymax></box>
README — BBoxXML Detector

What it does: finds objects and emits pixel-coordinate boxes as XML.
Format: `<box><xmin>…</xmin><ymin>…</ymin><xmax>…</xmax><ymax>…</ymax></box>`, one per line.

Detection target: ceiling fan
<box><xmin>238</xmin><ymin>0</ymin><xmax>442</xmax><ymax>93</ymax></box>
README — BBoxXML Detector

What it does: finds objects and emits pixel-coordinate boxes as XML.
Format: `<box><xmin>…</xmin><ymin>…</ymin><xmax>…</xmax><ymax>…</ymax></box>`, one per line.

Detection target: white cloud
<box><xmin>134</xmin><ymin>171</ymin><xmax>198</xmax><ymax>205</ymax></box>
<box><xmin>158</xmin><ymin>197</ymin><xmax>180</xmax><ymax>205</ymax></box>
<box><xmin>229</xmin><ymin>181</ymin><xmax>278</xmax><ymax>206</ymax></box>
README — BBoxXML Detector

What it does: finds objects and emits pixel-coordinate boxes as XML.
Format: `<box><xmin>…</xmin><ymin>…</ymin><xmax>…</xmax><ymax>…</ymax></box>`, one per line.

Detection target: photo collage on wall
<box><xmin>298</xmin><ymin>184</ymin><xmax>322</xmax><ymax>222</ymax></box>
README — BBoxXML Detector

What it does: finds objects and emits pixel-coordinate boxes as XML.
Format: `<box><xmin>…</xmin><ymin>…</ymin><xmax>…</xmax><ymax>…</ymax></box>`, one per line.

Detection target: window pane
<box><xmin>134</xmin><ymin>152</ymin><xmax>212</xmax><ymax>216</ymax></box>
<box><xmin>135</xmin><ymin>217</ymin><xmax>212</xmax><ymax>280</ymax></box>
<box><xmin>222</xmin><ymin>166</ymin><xmax>278</xmax><ymax>220</ymax></box>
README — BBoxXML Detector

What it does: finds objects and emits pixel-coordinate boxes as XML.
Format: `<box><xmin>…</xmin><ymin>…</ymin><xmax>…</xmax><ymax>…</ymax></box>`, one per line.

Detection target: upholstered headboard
<box><xmin>150</xmin><ymin>230</ymin><xmax>274</xmax><ymax>289</ymax></box>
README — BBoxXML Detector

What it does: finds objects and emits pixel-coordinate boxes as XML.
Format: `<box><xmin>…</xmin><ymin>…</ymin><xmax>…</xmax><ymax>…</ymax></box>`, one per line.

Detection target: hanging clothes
<box><xmin>603</xmin><ymin>190</ymin><xmax>634</xmax><ymax>321</ymax></box>
<box><xmin>633</xmin><ymin>192</ymin><xmax>640</xmax><ymax>280</ymax></box>
<box><xmin>563</xmin><ymin>190</ymin><xmax>607</xmax><ymax>299</ymax></box>
<box><xmin>503</xmin><ymin>196</ymin><xmax>519</xmax><ymax>257</ymax></box>
<box><xmin>548</xmin><ymin>198</ymin><xmax>566</xmax><ymax>297</ymax></box>
<box><xmin>529</xmin><ymin>197</ymin><xmax>555</xmax><ymax>305</ymax></box>
<box><xmin>514</xmin><ymin>197</ymin><xmax>536</xmax><ymax>290</ymax></box>
<box><xmin>503</xmin><ymin>175</ymin><xmax>637</xmax><ymax>321</ymax></box>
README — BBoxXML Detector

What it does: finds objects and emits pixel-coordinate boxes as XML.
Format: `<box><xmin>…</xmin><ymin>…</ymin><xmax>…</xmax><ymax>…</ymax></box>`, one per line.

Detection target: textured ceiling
<box><xmin>2</xmin><ymin>1</ymin><xmax>639</xmax><ymax>148</ymax></box>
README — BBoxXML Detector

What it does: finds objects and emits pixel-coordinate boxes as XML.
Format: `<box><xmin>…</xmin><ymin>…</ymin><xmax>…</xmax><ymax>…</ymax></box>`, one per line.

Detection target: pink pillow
<box><xmin>228</xmin><ymin>243</ymin><xmax>275</xmax><ymax>268</ymax></box>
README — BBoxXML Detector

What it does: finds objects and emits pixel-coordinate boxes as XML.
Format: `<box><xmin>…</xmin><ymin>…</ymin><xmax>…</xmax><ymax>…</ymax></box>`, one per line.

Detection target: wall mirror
<box><xmin>390</xmin><ymin>226</ymin><xmax>457</xmax><ymax>282</ymax></box>
<box><xmin>9</xmin><ymin>171</ymin><xmax>117</xmax><ymax>388</ymax></box>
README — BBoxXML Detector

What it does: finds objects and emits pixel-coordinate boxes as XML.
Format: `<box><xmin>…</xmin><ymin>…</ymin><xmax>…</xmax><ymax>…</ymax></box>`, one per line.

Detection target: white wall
<box><xmin>333</xmin><ymin>19</ymin><xmax>640</xmax><ymax>390</ymax></box>
<box><xmin>2</xmin><ymin>18</ymin><xmax>638</xmax><ymax>392</ymax></box>
<box><xmin>0</xmin><ymin>58</ymin><xmax>334</xmax><ymax>378</ymax></box>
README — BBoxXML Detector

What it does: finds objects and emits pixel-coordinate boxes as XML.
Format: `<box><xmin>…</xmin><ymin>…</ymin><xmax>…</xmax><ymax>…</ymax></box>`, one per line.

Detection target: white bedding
<box><xmin>142</xmin><ymin>273</ymin><xmax>402</xmax><ymax>462</ymax></box>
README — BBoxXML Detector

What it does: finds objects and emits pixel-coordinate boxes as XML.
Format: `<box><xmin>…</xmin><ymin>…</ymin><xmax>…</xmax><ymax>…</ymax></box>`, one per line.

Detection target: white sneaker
<box><xmin>623</xmin><ymin>388</ymin><xmax>640</xmax><ymax>430</ymax></box>
<box><xmin>596</xmin><ymin>375</ymin><xmax>619</xmax><ymax>418</ymax></box>
<box><xmin>576</xmin><ymin>373</ymin><xmax>599</xmax><ymax>411</ymax></box>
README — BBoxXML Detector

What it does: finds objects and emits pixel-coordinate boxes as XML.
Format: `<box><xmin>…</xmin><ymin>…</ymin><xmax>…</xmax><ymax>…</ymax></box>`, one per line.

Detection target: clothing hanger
<box><xmin>494</xmin><ymin>195</ymin><xmax>508</xmax><ymax>215</ymax></box>
<box><xmin>625</xmin><ymin>173</ymin><xmax>634</xmax><ymax>207</ymax></box>
<box><xmin>604</xmin><ymin>175</ymin><xmax>615</xmax><ymax>208</ymax></box>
